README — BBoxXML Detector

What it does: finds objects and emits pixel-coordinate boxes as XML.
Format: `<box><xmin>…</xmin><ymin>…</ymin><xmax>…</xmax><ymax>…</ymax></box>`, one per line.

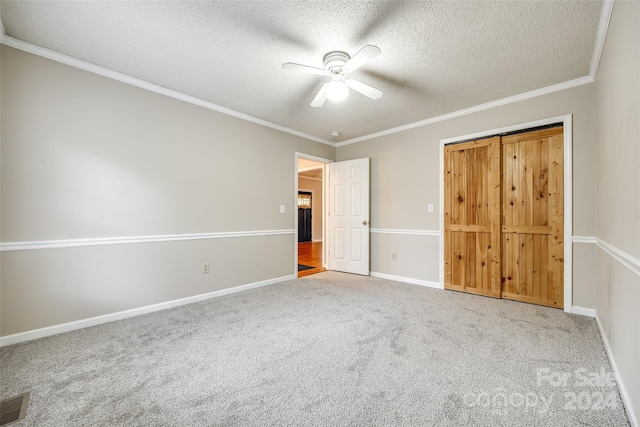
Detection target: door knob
<box><xmin>363</xmin><ymin>220</ymin><xmax>368</xmax><ymax>225</ymax></box>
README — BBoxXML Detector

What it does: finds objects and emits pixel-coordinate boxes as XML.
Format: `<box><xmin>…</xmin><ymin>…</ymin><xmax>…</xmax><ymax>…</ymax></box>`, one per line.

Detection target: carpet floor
<box><xmin>0</xmin><ymin>272</ymin><xmax>631</xmax><ymax>426</ymax></box>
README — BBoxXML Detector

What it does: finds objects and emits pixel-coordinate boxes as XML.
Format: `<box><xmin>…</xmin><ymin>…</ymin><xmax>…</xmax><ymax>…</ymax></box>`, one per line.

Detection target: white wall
<box><xmin>0</xmin><ymin>45</ymin><xmax>335</xmax><ymax>337</ymax></box>
<box><xmin>593</xmin><ymin>1</ymin><xmax>639</xmax><ymax>423</ymax></box>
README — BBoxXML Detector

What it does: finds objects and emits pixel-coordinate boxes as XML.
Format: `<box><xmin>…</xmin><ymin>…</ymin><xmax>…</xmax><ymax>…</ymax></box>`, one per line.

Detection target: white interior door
<box><xmin>328</xmin><ymin>158</ymin><xmax>370</xmax><ymax>275</ymax></box>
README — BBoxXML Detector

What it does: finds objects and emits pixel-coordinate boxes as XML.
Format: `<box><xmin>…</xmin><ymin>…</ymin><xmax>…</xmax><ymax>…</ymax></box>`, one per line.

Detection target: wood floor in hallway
<box><xmin>298</xmin><ymin>241</ymin><xmax>325</xmax><ymax>277</ymax></box>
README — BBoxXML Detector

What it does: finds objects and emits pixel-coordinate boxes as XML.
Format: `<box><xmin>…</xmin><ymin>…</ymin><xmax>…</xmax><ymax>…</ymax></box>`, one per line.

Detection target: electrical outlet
<box><xmin>392</xmin><ymin>253</ymin><xmax>397</xmax><ymax>261</ymax></box>
<box><xmin>202</xmin><ymin>262</ymin><xmax>210</xmax><ymax>274</ymax></box>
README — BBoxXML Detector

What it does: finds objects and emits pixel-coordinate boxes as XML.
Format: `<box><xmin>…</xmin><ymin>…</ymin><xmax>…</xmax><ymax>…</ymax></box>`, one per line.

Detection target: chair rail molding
<box><xmin>0</xmin><ymin>229</ymin><xmax>296</xmax><ymax>252</ymax></box>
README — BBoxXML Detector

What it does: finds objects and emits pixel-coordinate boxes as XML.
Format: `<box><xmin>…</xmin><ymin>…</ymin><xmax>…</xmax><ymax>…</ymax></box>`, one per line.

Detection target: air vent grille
<box><xmin>0</xmin><ymin>393</ymin><xmax>29</xmax><ymax>426</ymax></box>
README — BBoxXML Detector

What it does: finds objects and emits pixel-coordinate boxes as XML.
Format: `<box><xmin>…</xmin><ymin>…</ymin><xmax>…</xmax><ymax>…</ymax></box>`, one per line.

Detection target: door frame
<box><xmin>439</xmin><ymin>114</ymin><xmax>573</xmax><ymax>313</ymax></box>
<box><xmin>295</xmin><ymin>152</ymin><xmax>332</xmax><ymax>274</ymax></box>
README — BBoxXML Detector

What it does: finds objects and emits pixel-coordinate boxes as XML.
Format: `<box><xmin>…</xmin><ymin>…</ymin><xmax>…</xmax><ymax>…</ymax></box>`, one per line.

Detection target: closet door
<box><xmin>444</xmin><ymin>137</ymin><xmax>501</xmax><ymax>297</ymax></box>
<box><xmin>501</xmin><ymin>127</ymin><xmax>564</xmax><ymax>308</ymax></box>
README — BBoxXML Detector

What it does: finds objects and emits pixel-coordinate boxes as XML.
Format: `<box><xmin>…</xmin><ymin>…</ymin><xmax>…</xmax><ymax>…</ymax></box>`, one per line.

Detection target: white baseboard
<box><xmin>594</xmin><ymin>312</ymin><xmax>638</xmax><ymax>427</ymax></box>
<box><xmin>571</xmin><ymin>305</ymin><xmax>596</xmax><ymax>317</ymax></box>
<box><xmin>0</xmin><ymin>274</ymin><xmax>296</xmax><ymax>347</ymax></box>
<box><xmin>371</xmin><ymin>271</ymin><xmax>442</xmax><ymax>289</ymax></box>
<box><xmin>312</xmin><ymin>239</ymin><xmax>323</xmax><ymax>243</ymax></box>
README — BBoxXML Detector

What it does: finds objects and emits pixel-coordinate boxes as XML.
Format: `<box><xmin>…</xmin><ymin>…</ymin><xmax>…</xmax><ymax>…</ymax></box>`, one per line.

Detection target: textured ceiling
<box><xmin>0</xmin><ymin>1</ymin><xmax>604</xmax><ymax>144</ymax></box>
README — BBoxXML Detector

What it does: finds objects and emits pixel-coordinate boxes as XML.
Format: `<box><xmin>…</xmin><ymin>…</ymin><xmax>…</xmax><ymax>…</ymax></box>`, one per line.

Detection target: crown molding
<box><xmin>336</xmin><ymin>1</ymin><xmax>614</xmax><ymax>148</ymax></box>
<box><xmin>298</xmin><ymin>175</ymin><xmax>322</xmax><ymax>182</ymax></box>
<box><xmin>1</xmin><ymin>0</ymin><xmax>614</xmax><ymax>151</ymax></box>
<box><xmin>0</xmin><ymin>36</ymin><xmax>336</xmax><ymax>147</ymax></box>
<box><xmin>590</xmin><ymin>1</ymin><xmax>615</xmax><ymax>79</ymax></box>
<box><xmin>336</xmin><ymin>76</ymin><xmax>593</xmax><ymax>147</ymax></box>
<box><xmin>298</xmin><ymin>165</ymin><xmax>324</xmax><ymax>173</ymax></box>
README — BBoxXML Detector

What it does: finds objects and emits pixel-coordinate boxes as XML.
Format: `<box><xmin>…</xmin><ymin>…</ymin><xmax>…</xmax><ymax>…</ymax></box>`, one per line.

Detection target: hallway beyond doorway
<box><xmin>298</xmin><ymin>242</ymin><xmax>324</xmax><ymax>277</ymax></box>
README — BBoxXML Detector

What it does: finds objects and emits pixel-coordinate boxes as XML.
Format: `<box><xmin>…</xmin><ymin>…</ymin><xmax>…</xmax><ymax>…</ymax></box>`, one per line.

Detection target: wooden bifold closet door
<box><xmin>444</xmin><ymin>137</ymin><xmax>502</xmax><ymax>298</ymax></box>
<box><xmin>444</xmin><ymin>126</ymin><xmax>564</xmax><ymax>309</ymax></box>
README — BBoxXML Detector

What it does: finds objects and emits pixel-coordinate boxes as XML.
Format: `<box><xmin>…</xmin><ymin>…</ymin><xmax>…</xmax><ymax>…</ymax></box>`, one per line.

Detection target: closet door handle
<box><xmin>363</xmin><ymin>220</ymin><xmax>368</xmax><ymax>225</ymax></box>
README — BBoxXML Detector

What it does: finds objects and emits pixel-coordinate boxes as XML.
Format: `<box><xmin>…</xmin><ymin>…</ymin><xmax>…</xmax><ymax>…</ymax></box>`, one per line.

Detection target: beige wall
<box><xmin>337</xmin><ymin>84</ymin><xmax>597</xmax><ymax>301</ymax></box>
<box><xmin>594</xmin><ymin>0</ymin><xmax>639</xmax><ymax>421</ymax></box>
<box><xmin>595</xmin><ymin>2</ymin><xmax>640</xmax><ymax>259</ymax></box>
<box><xmin>1</xmin><ymin>6</ymin><xmax>638</xmax><ymax>420</ymax></box>
<box><xmin>336</xmin><ymin>2</ymin><xmax>639</xmax><ymax>419</ymax></box>
<box><xmin>0</xmin><ymin>45</ymin><xmax>335</xmax><ymax>336</ymax></box>
<box><xmin>298</xmin><ymin>176</ymin><xmax>323</xmax><ymax>242</ymax></box>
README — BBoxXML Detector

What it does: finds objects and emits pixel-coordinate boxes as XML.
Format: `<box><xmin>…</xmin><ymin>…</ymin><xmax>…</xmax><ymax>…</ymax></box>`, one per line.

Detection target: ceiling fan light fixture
<box><xmin>326</xmin><ymin>75</ymin><xmax>349</xmax><ymax>102</ymax></box>
<box><xmin>282</xmin><ymin>45</ymin><xmax>382</xmax><ymax>108</ymax></box>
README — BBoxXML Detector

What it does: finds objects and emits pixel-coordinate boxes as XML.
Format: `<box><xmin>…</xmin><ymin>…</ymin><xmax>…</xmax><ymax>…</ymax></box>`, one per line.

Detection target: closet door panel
<box><xmin>501</xmin><ymin>128</ymin><xmax>564</xmax><ymax>308</ymax></box>
<box><xmin>444</xmin><ymin>137</ymin><xmax>501</xmax><ymax>297</ymax></box>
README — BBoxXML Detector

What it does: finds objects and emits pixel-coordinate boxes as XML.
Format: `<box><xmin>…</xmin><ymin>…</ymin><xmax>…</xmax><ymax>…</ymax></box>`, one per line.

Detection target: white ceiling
<box><xmin>0</xmin><ymin>1</ymin><xmax>605</xmax><ymax>145</ymax></box>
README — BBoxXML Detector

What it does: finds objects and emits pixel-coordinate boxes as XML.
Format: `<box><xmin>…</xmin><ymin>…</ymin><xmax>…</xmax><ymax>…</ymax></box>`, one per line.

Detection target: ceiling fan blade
<box><xmin>343</xmin><ymin>45</ymin><xmax>381</xmax><ymax>72</ymax></box>
<box><xmin>282</xmin><ymin>62</ymin><xmax>329</xmax><ymax>76</ymax></box>
<box><xmin>311</xmin><ymin>83</ymin><xmax>329</xmax><ymax>108</ymax></box>
<box><xmin>347</xmin><ymin>79</ymin><xmax>383</xmax><ymax>100</ymax></box>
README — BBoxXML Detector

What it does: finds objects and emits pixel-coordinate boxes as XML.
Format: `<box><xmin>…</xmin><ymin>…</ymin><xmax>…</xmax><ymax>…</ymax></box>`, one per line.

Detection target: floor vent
<box><xmin>0</xmin><ymin>393</ymin><xmax>29</xmax><ymax>426</ymax></box>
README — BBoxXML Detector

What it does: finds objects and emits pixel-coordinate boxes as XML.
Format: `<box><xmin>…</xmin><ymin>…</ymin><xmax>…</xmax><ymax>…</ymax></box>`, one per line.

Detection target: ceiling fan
<box><xmin>282</xmin><ymin>45</ymin><xmax>383</xmax><ymax>108</ymax></box>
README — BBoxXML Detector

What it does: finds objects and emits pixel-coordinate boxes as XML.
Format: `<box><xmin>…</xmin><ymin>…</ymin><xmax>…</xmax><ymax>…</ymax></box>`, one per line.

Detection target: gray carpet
<box><xmin>0</xmin><ymin>272</ymin><xmax>631</xmax><ymax>426</ymax></box>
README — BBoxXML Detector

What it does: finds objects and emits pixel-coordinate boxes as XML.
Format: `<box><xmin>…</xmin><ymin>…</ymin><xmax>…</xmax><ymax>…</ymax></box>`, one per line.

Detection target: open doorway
<box><xmin>296</xmin><ymin>155</ymin><xmax>329</xmax><ymax>277</ymax></box>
